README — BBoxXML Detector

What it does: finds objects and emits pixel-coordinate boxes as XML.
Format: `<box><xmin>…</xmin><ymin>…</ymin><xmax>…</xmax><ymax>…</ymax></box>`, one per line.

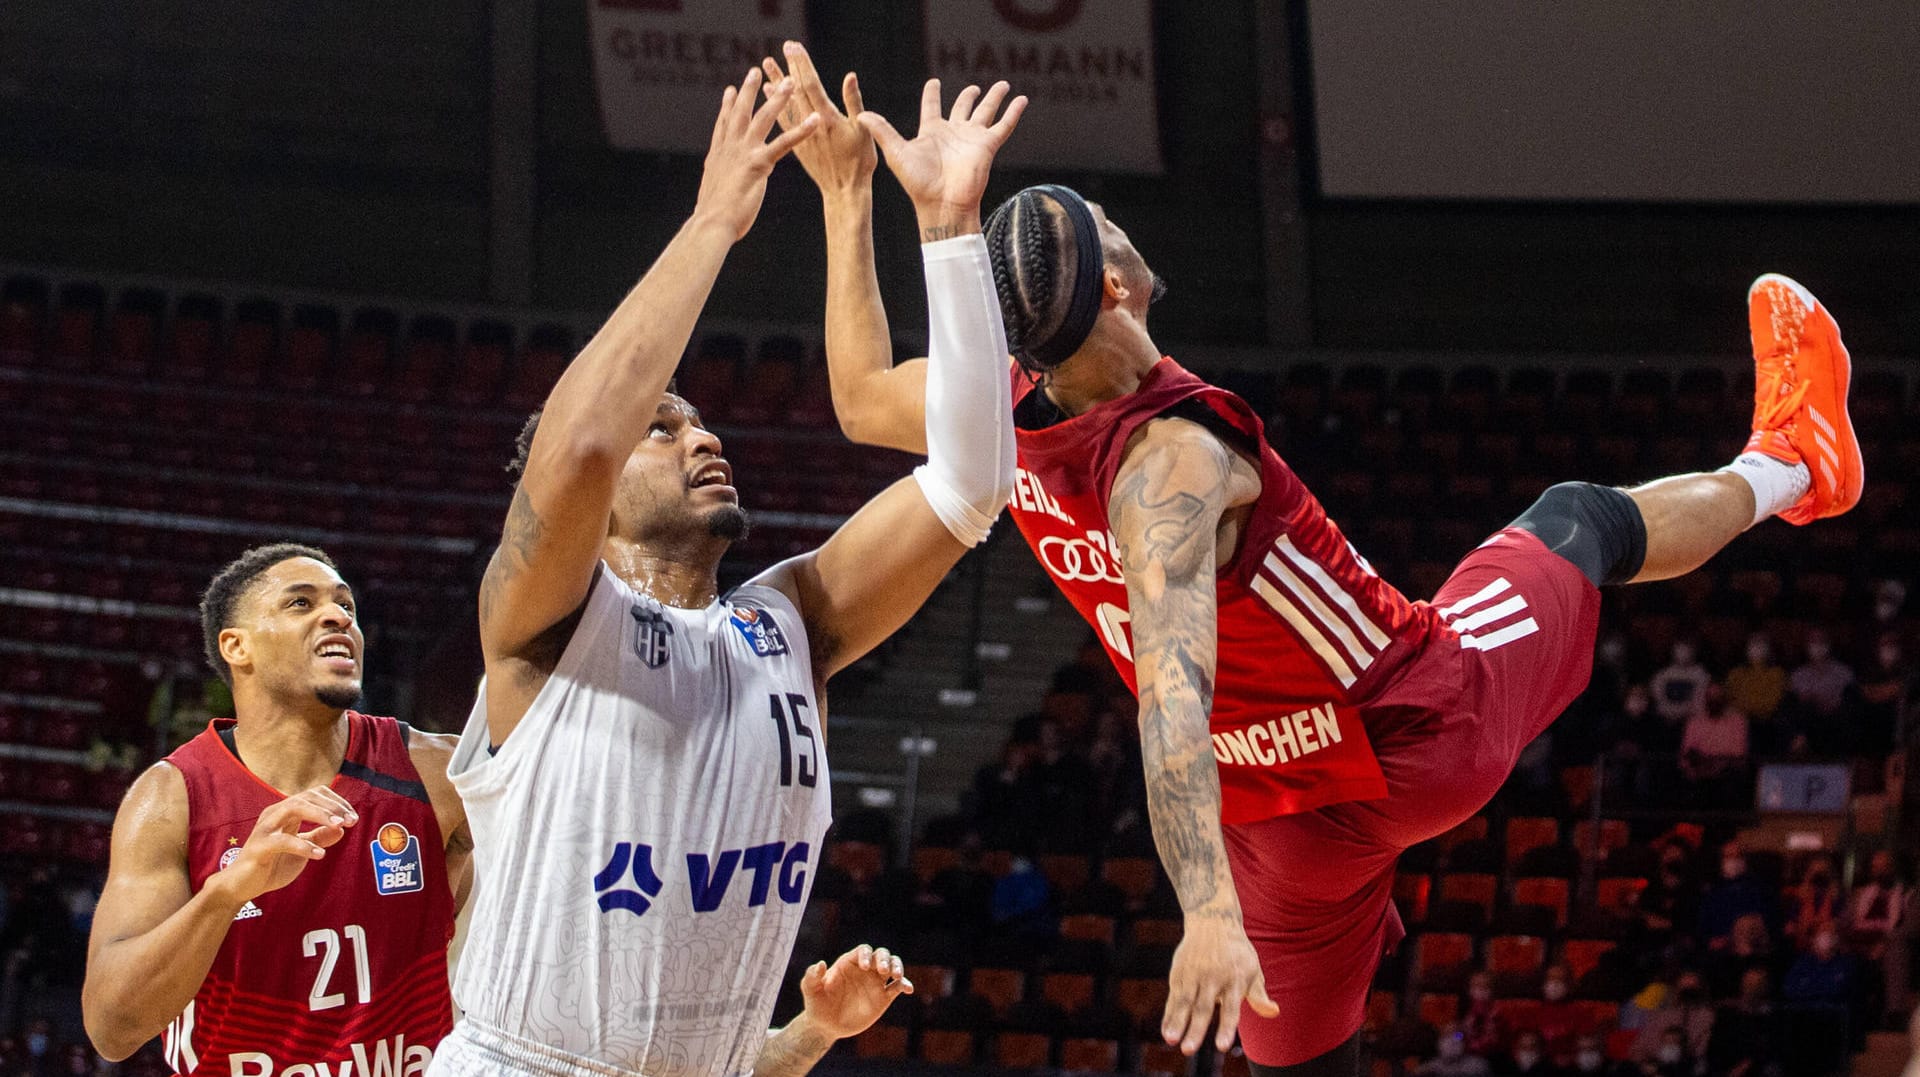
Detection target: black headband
<box><xmin>1011</xmin><ymin>184</ymin><xmax>1106</xmax><ymax>371</ymax></box>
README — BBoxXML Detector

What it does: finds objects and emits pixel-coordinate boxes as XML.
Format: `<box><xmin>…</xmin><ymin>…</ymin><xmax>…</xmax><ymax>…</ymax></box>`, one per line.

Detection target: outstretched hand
<box><xmin>694</xmin><ymin>68</ymin><xmax>821</xmax><ymax>242</ymax></box>
<box><xmin>798</xmin><ymin>944</ymin><xmax>915</xmax><ymax>1039</ymax></box>
<box><xmin>760</xmin><ymin>42</ymin><xmax>875</xmax><ymax>198</ymax></box>
<box><xmin>857</xmin><ymin>78</ymin><xmax>1027</xmax><ymax>239</ymax></box>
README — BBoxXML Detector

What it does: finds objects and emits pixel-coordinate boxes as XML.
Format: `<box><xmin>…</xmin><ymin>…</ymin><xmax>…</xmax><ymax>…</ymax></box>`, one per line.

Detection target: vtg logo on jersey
<box><xmin>593</xmin><ymin>840</ymin><xmax>812</xmax><ymax>917</ymax></box>
<box><xmin>632</xmin><ymin>605</ymin><xmax>675</xmax><ymax>669</ymax></box>
<box><xmin>369</xmin><ymin>823</ymin><xmax>424</xmax><ymax>896</ymax></box>
<box><xmin>729</xmin><ymin>605</ymin><xmax>789</xmax><ymax>658</ymax></box>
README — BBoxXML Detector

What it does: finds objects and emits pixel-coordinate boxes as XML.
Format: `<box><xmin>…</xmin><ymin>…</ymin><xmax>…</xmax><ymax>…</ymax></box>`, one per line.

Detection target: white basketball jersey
<box><xmin>440</xmin><ymin>568</ymin><xmax>831</xmax><ymax>1077</ymax></box>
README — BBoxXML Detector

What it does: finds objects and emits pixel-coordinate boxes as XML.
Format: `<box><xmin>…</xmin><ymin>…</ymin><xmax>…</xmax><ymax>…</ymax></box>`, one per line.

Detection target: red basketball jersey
<box><xmin>1008</xmin><ymin>358</ymin><xmax>1441</xmax><ymax>822</ymax></box>
<box><xmin>161</xmin><ymin>714</ymin><xmax>454</xmax><ymax>1076</ymax></box>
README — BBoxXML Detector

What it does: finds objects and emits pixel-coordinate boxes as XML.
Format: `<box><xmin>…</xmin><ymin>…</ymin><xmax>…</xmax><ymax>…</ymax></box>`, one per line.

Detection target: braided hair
<box><xmin>985</xmin><ymin>185</ymin><xmax>1105</xmax><ymax>375</ymax></box>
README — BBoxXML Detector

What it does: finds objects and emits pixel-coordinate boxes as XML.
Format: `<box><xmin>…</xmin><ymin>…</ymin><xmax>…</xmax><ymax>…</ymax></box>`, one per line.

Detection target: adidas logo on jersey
<box><xmin>233</xmin><ymin>900</ymin><xmax>263</xmax><ymax>921</ymax></box>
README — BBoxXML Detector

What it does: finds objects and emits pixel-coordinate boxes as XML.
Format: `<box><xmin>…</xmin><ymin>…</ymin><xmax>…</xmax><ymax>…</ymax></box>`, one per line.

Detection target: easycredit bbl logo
<box><xmin>594</xmin><ymin>840</ymin><xmax>812</xmax><ymax>917</ymax></box>
<box><xmin>370</xmin><ymin>823</ymin><xmax>424</xmax><ymax>896</ymax></box>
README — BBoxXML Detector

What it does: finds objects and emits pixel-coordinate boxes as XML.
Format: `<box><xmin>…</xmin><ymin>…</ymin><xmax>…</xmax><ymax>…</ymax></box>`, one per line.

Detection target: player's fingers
<box><xmin>890</xmin><ymin>954</ymin><xmax>905</xmax><ymax>981</ymax></box>
<box><xmin>760</xmin><ymin>57</ymin><xmax>787</xmax><ymax>97</ymax></box>
<box><xmin>1180</xmin><ymin>984</ymin><xmax>1221</xmax><ymax>1055</ymax></box>
<box><xmin>854</xmin><ymin>943</ymin><xmax>875</xmax><ymax>971</ymax></box>
<box><xmin>732</xmin><ymin>69</ymin><xmax>765</xmax><ymax>133</ymax></box>
<box><xmin>267</xmin><ymin>798</ymin><xmax>349</xmax><ymax>833</ymax></box>
<box><xmin>713</xmin><ymin>85</ymin><xmax>738</xmax><ymax>145</ymax></box>
<box><xmin>988</xmin><ymin>95</ymin><xmax>1029</xmax><ymax>141</ymax></box>
<box><xmin>871</xmin><ymin>947</ymin><xmax>892</xmax><ymax>976</ymax></box>
<box><xmin>1215</xmin><ymin>985</ymin><xmax>1246</xmax><ymax>1052</ymax></box>
<box><xmin>300</xmin><ymin>823</ymin><xmax>347</xmax><ymax>849</ymax></box>
<box><xmin>784</xmin><ymin>42</ymin><xmax>833</xmax><ymax>117</ymax></box>
<box><xmin>270</xmin><ymin>832</ymin><xmax>327</xmax><ymax>861</ymax></box>
<box><xmin>842</xmin><ymin>71</ymin><xmax>864</xmax><ymax>118</ymax></box>
<box><xmin>948</xmin><ymin>84</ymin><xmax>981</xmax><ymax>125</ymax></box>
<box><xmin>855</xmin><ymin>111</ymin><xmax>906</xmax><ymax>158</ymax></box>
<box><xmin>748</xmin><ymin>78</ymin><xmax>794</xmax><ymax>143</ymax></box>
<box><xmin>896</xmin><ymin>976</ymin><xmax>915</xmax><ymax>995</ymax></box>
<box><xmin>972</xmin><ymin>81</ymin><xmax>1010</xmax><ymax>125</ymax></box>
<box><xmin>1248</xmin><ymin>975</ymin><xmax>1280</xmax><ymax>1018</ymax></box>
<box><xmin>918</xmin><ymin>78</ymin><xmax>942</xmax><ymax>131</ymax></box>
<box><xmin>306</xmin><ymin>785</ymin><xmax>357</xmax><ymax>819</ymax></box>
<box><xmin>763</xmin><ymin>114</ymin><xmax>820</xmax><ymax>160</ymax></box>
<box><xmin>1161</xmin><ymin>984</ymin><xmax>1195</xmax><ymax>1047</ymax></box>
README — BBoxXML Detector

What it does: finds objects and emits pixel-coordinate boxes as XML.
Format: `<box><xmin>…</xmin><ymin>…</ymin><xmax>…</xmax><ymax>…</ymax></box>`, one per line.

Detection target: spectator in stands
<box><xmin>19</xmin><ymin>1019</ymin><xmax>50</xmax><ymax>1077</ymax></box>
<box><xmin>988</xmin><ymin>855</ymin><xmax>1056</xmax><ymax>946</ymax></box>
<box><xmin>1725</xmin><ymin>633</ymin><xmax>1788</xmax><ymax>731</ymax></box>
<box><xmin>1637</xmin><ymin>844</ymin><xmax>1702</xmax><ymax>946</ymax></box>
<box><xmin>1708</xmin><ymin>966</ymin><xmax>1781</xmax><ymax>1077</ymax></box>
<box><xmin>1707</xmin><ymin>913</ymin><xmax>1777</xmax><ymax>1000</ymax></box>
<box><xmin>1700</xmin><ymin>842</ymin><xmax>1779</xmax><ymax>947</ymax></box>
<box><xmin>1631</xmin><ymin>969</ymin><xmax>1713</xmax><ymax>1065</ymax></box>
<box><xmin>925</xmin><ymin>832</ymin><xmax>995</xmax><ymax>938</ymax></box>
<box><xmin>1782</xmin><ymin>923</ymin><xmax>1858</xmax><ymax>1015</ymax></box>
<box><xmin>1858</xmin><ymin>632</ymin><xmax>1913</xmax><ymax>756</ymax></box>
<box><xmin>1419</xmin><ymin>1023</ymin><xmax>1492</xmax><ymax>1077</ymax></box>
<box><xmin>1506</xmin><ymin>964</ymin><xmax>1589</xmax><ymax>1064</ymax></box>
<box><xmin>1566</xmin><ymin>1033</ymin><xmax>1610</xmax><ymax>1076</ymax></box>
<box><xmin>1087</xmin><ymin>708</ymin><xmax>1147</xmax><ymax>846</ymax></box>
<box><xmin>1848</xmin><ymin>850</ymin><xmax>1908</xmax><ymax>960</ymax></box>
<box><xmin>1679</xmin><ymin>684</ymin><xmax>1749</xmax><ymax>808</ymax></box>
<box><xmin>970</xmin><ymin>736</ymin><xmax>1044</xmax><ymax>852</ymax></box>
<box><xmin>1785</xmin><ymin>856</ymin><xmax>1843</xmax><ymax>952</ymax></box>
<box><xmin>1637</xmin><ymin>1027</ymin><xmax>1693</xmax><ymax>1077</ymax></box>
<box><xmin>1651</xmin><ymin>640</ymin><xmax>1712</xmax><ymax>726</ymax></box>
<box><xmin>1501</xmin><ymin>1029</ymin><xmax>1563</xmax><ymax>1076</ymax></box>
<box><xmin>1030</xmin><ymin>716</ymin><xmax>1098</xmax><ymax>852</ymax></box>
<box><xmin>1462</xmin><ymin>970</ymin><xmax>1509</xmax><ymax>1058</ymax></box>
<box><xmin>1789</xmin><ymin>629</ymin><xmax>1855</xmax><ymax>722</ymax></box>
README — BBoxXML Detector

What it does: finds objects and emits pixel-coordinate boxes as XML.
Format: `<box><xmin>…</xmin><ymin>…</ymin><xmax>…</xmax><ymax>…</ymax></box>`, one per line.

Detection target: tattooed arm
<box><xmin>1110</xmin><ymin>417</ymin><xmax>1277</xmax><ymax>1056</ymax></box>
<box><xmin>477</xmin><ymin>70</ymin><xmax>816</xmax><ymax>746</ymax></box>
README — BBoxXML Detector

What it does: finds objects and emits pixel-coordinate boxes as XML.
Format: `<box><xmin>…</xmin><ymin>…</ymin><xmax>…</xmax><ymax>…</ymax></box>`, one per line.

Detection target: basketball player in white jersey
<box><xmin>432</xmin><ymin>67</ymin><xmax>1027</xmax><ymax>1077</ymax></box>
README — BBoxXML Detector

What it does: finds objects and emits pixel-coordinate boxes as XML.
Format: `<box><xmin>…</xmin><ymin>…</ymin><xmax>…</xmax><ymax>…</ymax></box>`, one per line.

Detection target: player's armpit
<box><xmin>1108</xmin><ymin>420</ymin><xmax>1239</xmax><ymax>919</ymax></box>
<box><xmin>751</xmin><ymin>476</ymin><xmax>967</xmax><ymax>684</ymax></box>
<box><xmin>82</xmin><ymin>763</ymin><xmax>220</xmax><ymax>1061</ymax></box>
<box><xmin>406</xmin><ymin>730</ymin><xmax>472</xmax><ymax>910</ymax></box>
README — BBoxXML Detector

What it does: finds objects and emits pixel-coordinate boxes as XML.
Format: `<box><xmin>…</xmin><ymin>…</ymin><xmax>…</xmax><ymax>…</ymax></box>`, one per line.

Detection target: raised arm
<box><xmin>762</xmin><ymin>43</ymin><xmax>929</xmax><ymax>454</ymax></box>
<box><xmin>478</xmin><ymin>70</ymin><xmax>816</xmax><ymax>741</ymax></box>
<box><xmin>1109</xmin><ymin>419</ymin><xmax>1277</xmax><ymax>1056</ymax></box>
<box><xmin>754</xmin><ymin>73</ymin><xmax>1024</xmax><ymax>679</ymax></box>
<box><xmin>83</xmin><ymin>765</ymin><xmax>356</xmax><ymax>1060</ymax></box>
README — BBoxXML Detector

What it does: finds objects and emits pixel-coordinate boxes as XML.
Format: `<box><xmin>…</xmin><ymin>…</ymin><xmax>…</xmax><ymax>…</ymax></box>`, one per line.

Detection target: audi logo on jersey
<box><xmin>1037</xmin><ymin>531</ymin><xmax>1126</xmax><ymax>585</ymax></box>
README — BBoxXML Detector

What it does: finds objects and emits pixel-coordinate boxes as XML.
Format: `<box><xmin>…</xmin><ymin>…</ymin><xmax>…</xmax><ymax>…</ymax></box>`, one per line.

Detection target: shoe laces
<box><xmin>1755</xmin><ymin>366</ymin><xmax>1808</xmax><ymax>430</ymax></box>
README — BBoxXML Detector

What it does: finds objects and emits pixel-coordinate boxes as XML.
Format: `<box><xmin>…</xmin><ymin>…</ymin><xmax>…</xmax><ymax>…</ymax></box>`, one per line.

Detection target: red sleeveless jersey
<box><xmin>1008</xmin><ymin>358</ymin><xmax>1441</xmax><ymax>823</ymax></box>
<box><xmin>161</xmin><ymin>714</ymin><xmax>454</xmax><ymax>1077</ymax></box>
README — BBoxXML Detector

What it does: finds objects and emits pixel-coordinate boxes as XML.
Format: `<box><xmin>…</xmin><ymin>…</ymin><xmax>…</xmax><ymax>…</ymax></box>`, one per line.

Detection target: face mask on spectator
<box><xmin>1878</xmin><ymin>643</ymin><xmax>1901</xmax><ymax>667</ymax></box>
<box><xmin>26</xmin><ymin>1034</ymin><xmax>49</xmax><ymax>1057</ymax></box>
<box><xmin>1577</xmin><ymin>1050</ymin><xmax>1605</xmax><ymax>1072</ymax></box>
<box><xmin>1543</xmin><ymin>979</ymin><xmax>1569</xmax><ymax>1001</ymax></box>
<box><xmin>1807</xmin><ymin>639</ymin><xmax>1830</xmax><ymax>662</ymax></box>
<box><xmin>1672</xmin><ymin>643</ymin><xmax>1695</xmax><ymax>665</ymax></box>
<box><xmin>1813</xmin><ymin>932</ymin><xmax>1838</xmax><ymax>959</ymax></box>
<box><xmin>1657</xmin><ymin>1044</ymin><xmax>1685</xmax><ymax>1065</ymax></box>
<box><xmin>1747</xmin><ymin>639</ymin><xmax>1771</xmax><ymax>664</ymax></box>
<box><xmin>1438</xmin><ymin>1035</ymin><xmax>1464</xmax><ymax>1059</ymax></box>
<box><xmin>1470</xmin><ymin>985</ymin><xmax>1493</xmax><ymax>1003</ymax></box>
<box><xmin>1722</xmin><ymin>857</ymin><xmax>1745</xmax><ymax>879</ymax></box>
<box><xmin>1515</xmin><ymin>1050</ymin><xmax>1542</xmax><ymax>1070</ymax></box>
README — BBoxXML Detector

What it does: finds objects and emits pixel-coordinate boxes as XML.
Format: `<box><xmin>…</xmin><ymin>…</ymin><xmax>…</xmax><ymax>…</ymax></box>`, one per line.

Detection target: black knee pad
<box><xmin>1510</xmin><ymin>482</ymin><xmax>1648</xmax><ymax>587</ymax></box>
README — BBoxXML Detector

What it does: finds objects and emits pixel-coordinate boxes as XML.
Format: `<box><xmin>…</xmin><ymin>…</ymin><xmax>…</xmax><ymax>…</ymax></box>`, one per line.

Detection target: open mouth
<box><xmin>315</xmin><ymin>634</ymin><xmax>358</xmax><ymax>673</ymax></box>
<box><xmin>690</xmin><ymin>461</ymin><xmax>735</xmax><ymax>491</ymax></box>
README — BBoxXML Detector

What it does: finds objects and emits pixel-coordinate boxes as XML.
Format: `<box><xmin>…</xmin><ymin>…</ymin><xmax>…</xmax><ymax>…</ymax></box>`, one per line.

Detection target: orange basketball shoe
<box><xmin>1744</xmin><ymin>273</ymin><xmax>1863</xmax><ymax>524</ymax></box>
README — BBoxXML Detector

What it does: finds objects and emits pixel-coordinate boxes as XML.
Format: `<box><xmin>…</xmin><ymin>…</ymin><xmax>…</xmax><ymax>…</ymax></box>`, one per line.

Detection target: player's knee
<box><xmin>1511</xmin><ymin>482</ymin><xmax>1647</xmax><ymax>587</ymax></box>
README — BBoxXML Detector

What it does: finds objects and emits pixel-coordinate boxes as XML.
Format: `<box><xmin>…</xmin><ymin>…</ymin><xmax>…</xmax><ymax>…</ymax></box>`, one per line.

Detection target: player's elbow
<box><xmin>82</xmin><ymin>987</ymin><xmax>147</xmax><ymax>1062</ymax></box>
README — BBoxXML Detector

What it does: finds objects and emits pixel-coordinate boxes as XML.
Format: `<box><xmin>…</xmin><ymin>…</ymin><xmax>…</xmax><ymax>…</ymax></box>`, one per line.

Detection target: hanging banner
<box><xmin>590</xmin><ymin>0</ymin><xmax>807</xmax><ymax>153</ymax></box>
<box><xmin>926</xmin><ymin>0</ymin><xmax>1163</xmax><ymax>174</ymax></box>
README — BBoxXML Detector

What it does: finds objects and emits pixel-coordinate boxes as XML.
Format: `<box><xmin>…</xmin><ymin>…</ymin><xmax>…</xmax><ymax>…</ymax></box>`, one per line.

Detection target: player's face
<box><xmin>611</xmin><ymin>394</ymin><xmax>746</xmax><ymax>544</ymax></box>
<box><xmin>228</xmin><ymin>557</ymin><xmax>365</xmax><ymax>711</ymax></box>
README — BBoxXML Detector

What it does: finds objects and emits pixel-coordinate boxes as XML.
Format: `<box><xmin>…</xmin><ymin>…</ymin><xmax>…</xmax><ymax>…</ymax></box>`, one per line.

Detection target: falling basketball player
<box><xmin>430</xmin><ymin>67</ymin><xmax>1027</xmax><ymax>1077</ymax></box>
<box><xmin>777</xmin><ymin>44</ymin><xmax>1865</xmax><ymax>1074</ymax></box>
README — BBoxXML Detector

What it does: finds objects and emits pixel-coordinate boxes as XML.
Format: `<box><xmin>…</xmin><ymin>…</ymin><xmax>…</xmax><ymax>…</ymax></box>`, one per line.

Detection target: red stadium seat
<box><xmin>905</xmin><ymin>965</ymin><xmax>955</xmax><ymax>1000</ymax></box>
<box><xmin>506</xmin><ymin>341</ymin><xmax>570</xmax><ymax>409</ymax></box>
<box><xmin>1413</xmin><ymin>932</ymin><xmax>1474</xmax><ymax>990</ymax></box>
<box><xmin>1435</xmin><ymin>816</ymin><xmax>1489</xmax><ymax>853</ymax></box>
<box><xmin>993</xmin><ymin>1032</ymin><xmax>1050</xmax><ymax>1069</ymax></box>
<box><xmin>1506</xmin><ymin>817</ymin><xmax>1560</xmax><ymax>864</ymax></box>
<box><xmin>1137</xmin><ymin>1041</ymin><xmax>1195</xmax><ymax>1077</ymax></box>
<box><xmin>1560</xmin><ymin>939</ymin><xmax>1617</xmax><ymax>983</ymax></box>
<box><xmin>1417</xmin><ymin>992</ymin><xmax>1459</xmax><ymax>1028</ymax></box>
<box><xmin>1439</xmin><ymin>873</ymin><xmax>1498</xmax><ymax>919</ymax></box>
<box><xmin>826</xmin><ymin>840</ymin><xmax>884</xmax><ymax>884</ymax></box>
<box><xmin>918</xmin><ymin>1029</ymin><xmax>975</xmax><ymax>1066</ymax></box>
<box><xmin>1595</xmin><ymin>877</ymin><xmax>1649</xmax><ymax>913</ymax></box>
<box><xmin>967</xmin><ymin>968</ymin><xmax>1025</xmax><ymax>1014</ymax></box>
<box><xmin>1512</xmin><ymin>877</ymin><xmax>1571</xmax><ymax>928</ymax></box>
<box><xmin>1394</xmin><ymin>872</ymin><xmax>1432</xmax><ymax>924</ymax></box>
<box><xmin>1486</xmin><ymin>935</ymin><xmax>1547</xmax><ymax>977</ymax></box>
<box><xmin>911</xmin><ymin>845</ymin><xmax>959</xmax><ymax>884</ymax></box>
<box><xmin>1058</xmin><ymin>1037</ymin><xmax>1118</xmax><ymax>1073</ymax></box>
<box><xmin>1131</xmin><ymin>918</ymin><xmax>1183</xmax><ymax>947</ymax></box>
<box><xmin>1573</xmin><ymin>819</ymin><xmax>1630</xmax><ymax>858</ymax></box>
<box><xmin>1040</xmin><ymin>973</ymin><xmax>1095</xmax><ymax>1014</ymax></box>
<box><xmin>1113</xmin><ymin>978</ymin><xmax>1169</xmax><ymax>1032</ymax></box>
<box><xmin>1100</xmin><ymin>857</ymin><xmax>1160</xmax><ymax>904</ymax></box>
<box><xmin>1365</xmin><ymin>991</ymin><xmax>1399</xmax><ymax>1032</ymax></box>
<box><xmin>1059</xmin><ymin>914</ymin><xmax>1116</xmax><ymax>945</ymax></box>
<box><xmin>1039</xmin><ymin>853</ymin><xmax>1092</xmax><ymax>897</ymax></box>
<box><xmin>853</xmin><ymin>1024</ymin><xmax>908</xmax><ymax>1061</ymax></box>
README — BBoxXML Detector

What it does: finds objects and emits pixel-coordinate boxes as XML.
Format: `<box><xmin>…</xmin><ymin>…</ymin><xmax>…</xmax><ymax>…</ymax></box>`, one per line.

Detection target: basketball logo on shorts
<box><xmin>369</xmin><ymin>822</ymin><xmax>424</xmax><ymax>896</ymax></box>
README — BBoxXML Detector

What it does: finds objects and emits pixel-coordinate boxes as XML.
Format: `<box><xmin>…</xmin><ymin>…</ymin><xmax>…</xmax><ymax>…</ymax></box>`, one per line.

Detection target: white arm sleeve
<box><xmin>911</xmin><ymin>234</ymin><xmax>1017</xmax><ymax>547</ymax></box>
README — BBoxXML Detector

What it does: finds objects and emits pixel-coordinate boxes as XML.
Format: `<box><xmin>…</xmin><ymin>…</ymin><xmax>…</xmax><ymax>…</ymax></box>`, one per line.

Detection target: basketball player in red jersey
<box><xmin>775</xmin><ymin>49</ymin><xmax>1864</xmax><ymax>1075</ymax></box>
<box><xmin>82</xmin><ymin>543</ymin><xmax>472</xmax><ymax>1073</ymax></box>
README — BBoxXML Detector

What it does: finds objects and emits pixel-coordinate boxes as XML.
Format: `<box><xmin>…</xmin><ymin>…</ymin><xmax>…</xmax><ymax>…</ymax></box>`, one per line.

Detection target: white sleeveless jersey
<box><xmin>439</xmin><ymin>569</ymin><xmax>831</xmax><ymax>1077</ymax></box>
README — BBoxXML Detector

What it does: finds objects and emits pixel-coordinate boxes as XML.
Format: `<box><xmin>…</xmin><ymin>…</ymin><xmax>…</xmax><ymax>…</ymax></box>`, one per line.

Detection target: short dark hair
<box><xmin>200</xmin><ymin>543</ymin><xmax>339</xmax><ymax>686</ymax></box>
<box><xmin>505</xmin><ymin>378</ymin><xmax>681</xmax><ymax>483</ymax></box>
